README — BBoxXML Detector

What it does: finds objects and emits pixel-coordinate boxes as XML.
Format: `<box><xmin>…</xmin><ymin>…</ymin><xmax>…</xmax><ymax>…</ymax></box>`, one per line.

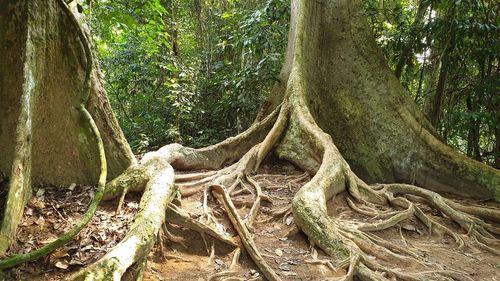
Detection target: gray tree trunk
<box><xmin>269</xmin><ymin>0</ymin><xmax>499</xmax><ymax>200</ymax></box>
<box><xmin>0</xmin><ymin>0</ymin><xmax>135</xmax><ymax>254</ymax></box>
<box><xmin>0</xmin><ymin>0</ymin><xmax>135</xmax><ymax>186</ymax></box>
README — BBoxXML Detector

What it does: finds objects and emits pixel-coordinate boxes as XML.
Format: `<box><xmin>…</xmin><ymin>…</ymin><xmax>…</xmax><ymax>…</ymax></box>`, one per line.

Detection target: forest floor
<box><xmin>0</xmin><ymin>162</ymin><xmax>499</xmax><ymax>281</ymax></box>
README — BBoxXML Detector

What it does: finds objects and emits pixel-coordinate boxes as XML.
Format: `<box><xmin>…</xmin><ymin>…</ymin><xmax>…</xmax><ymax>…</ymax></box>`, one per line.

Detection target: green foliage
<box><xmin>365</xmin><ymin>0</ymin><xmax>499</xmax><ymax>166</ymax></box>
<box><xmin>191</xmin><ymin>0</ymin><xmax>289</xmax><ymax>146</ymax></box>
<box><xmin>89</xmin><ymin>0</ymin><xmax>497</xmax><ymax>167</ymax></box>
<box><xmin>89</xmin><ymin>0</ymin><xmax>289</xmax><ymax>152</ymax></box>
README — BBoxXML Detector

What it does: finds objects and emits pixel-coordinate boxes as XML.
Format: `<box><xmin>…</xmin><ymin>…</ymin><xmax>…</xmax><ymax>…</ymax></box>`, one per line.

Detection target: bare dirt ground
<box><xmin>1</xmin><ymin>162</ymin><xmax>499</xmax><ymax>280</ymax></box>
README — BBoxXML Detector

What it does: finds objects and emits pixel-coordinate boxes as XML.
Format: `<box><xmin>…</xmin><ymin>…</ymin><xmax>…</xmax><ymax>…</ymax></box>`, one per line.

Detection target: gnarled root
<box><xmin>33</xmin><ymin>45</ymin><xmax>499</xmax><ymax>281</ymax></box>
<box><xmin>70</xmin><ymin>107</ymin><xmax>281</xmax><ymax>280</ymax></box>
<box><xmin>287</xmin><ymin>130</ymin><xmax>498</xmax><ymax>281</ymax></box>
<box><xmin>211</xmin><ymin>184</ymin><xmax>281</xmax><ymax>281</ymax></box>
<box><xmin>165</xmin><ymin>204</ymin><xmax>238</xmax><ymax>247</ymax></box>
<box><xmin>277</xmin><ymin>67</ymin><xmax>499</xmax><ymax>280</ymax></box>
<box><xmin>66</xmin><ymin>72</ymin><xmax>498</xmax><ymax>281</ymax></box>
<box><xmin>91</xmin><ymin>91</ymin><xmax>498</xmax><ymax>281</ymax></box>
<box><xmin>69</xmin><ymin>157</ymin><xmax>175</xmax><ymax>281</ymax></box>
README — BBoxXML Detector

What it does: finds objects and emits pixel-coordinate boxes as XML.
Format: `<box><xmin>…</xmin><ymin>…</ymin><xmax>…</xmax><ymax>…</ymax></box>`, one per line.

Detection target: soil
<box><xmin>1</xmin><ymin>162</ymin><xmax>499</xmax><ymax>281</ymax></box>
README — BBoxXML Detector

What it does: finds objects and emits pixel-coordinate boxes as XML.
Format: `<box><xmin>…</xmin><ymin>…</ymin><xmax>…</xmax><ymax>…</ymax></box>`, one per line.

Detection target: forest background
<box><xmin>86</xmin><ymin>0</ymin><xmax>498</xmax><ymax>167</ymax></box>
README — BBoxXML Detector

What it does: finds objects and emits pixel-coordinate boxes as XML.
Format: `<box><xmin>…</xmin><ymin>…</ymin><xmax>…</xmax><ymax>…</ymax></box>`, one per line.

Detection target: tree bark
<box><xmin>1</xmin><ymin>0</ymin><xmax>499</xmax><ymax>279</ymax></box>
<box><xmin>0</xmin><ymin>0</ymin><xmax>135</xmax><ymax>185</ymax></box>
<box><xmin>270</xmin><ymin>0</ymin><xmax>498</xmax><ymax>200</ymax></box>
<box><xmin>0</xmin><ymin>0</ymin><xmax>135</xmax><ymax>254</ymax></box>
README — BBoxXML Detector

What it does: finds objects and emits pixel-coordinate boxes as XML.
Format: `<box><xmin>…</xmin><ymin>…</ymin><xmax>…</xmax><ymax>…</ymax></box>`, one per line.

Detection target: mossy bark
<box><xmin>267</xmin><ymin>3</ymin><xmax>500</xmax><ymax>279</ymax></box>
<box><xmin>1</xmin><ymin>0</ymin><xmax>498</xmax><ymax>279</ymax></box>
<box><xmin>77</xmin><ymin>1</ymin><xmax>499</xmax><ymax>280</ymax></box>
<box><xmin>0</xmin><ymin>0</ymin><xmax>135</xmax><ymax>187</ymax></box>
<box><xmin>0</xmin><ymin>0</ymin><xmax>134</xmax><ymax>254</ymax></box>
<box><xmin>273</xmin><ymin>0</ymin><xmax>499</xmax><ymax>200</ymax></box>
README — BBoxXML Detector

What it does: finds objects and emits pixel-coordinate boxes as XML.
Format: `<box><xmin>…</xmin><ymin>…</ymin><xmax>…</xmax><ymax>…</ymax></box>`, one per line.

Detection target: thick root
<box><xmin>0</xmin><ymin>106</ymin><xmax>107</xmax><ymax>269</ymax></box>
<box><xmin>211</xmin><ymin>184</ymin><xmax>281</xmax><ymax>281</ymax></box>
<box><xmin>69</xmin><ymin>160</ymin><xmax>175</xmax><ymax>281</ymax></box>
<box><xmin>166</xmin><ymin>204</ymin><xmax>238</xmax><ymax>247</ymax></box>
<box><xmin>70</xmin><ymin>62</ymin><xmax>498</xmax><ymax>281</ymax></box>
<box><xmin>73</xmin><ymin>115</ymin><xmax>276</xmax><ymax>280</ymax></box>
<box><xmin>102</xmin><ymin>104</ymin><xmax>281</xmax><ymax>203</ymax></box>
<box><xmin>279</xmin><ymin>59</ymin><xmax>498</xmax><ymax>280</ymax></box>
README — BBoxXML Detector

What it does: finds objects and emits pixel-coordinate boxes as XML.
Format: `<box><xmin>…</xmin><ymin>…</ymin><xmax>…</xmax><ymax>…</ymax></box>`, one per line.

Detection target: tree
<box><xmin>0</xmin><ymin>0</ymin><xmax>499</xmax><ymax>280</ymax></box>
<box><xmin>371</xmin><ymin>0</ymin><xmax>499</xmax><ymax>167</ymax></box>
<box><xmin>394</xmin><ymin>0</ymin><xmax>430</xmax><ymax>80</ymax></box>
<box><xmin>0</xmin><ymin>0</ymin><xmax>134</xmax><ymax>254</ymax></box>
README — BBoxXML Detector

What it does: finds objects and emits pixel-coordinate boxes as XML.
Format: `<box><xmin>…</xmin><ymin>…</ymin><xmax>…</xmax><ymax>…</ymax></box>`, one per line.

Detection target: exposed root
<box><xmin>378</xmin><ymin>184</ymin><xmax>500</xmax><ymax>252</ymax></box>
<box><xmin>211</xmin><ymin>184</ymin><xmax>281</xmax><ymax>281</ymax></box>
<box><xmin>207</xmin><ymin>248</ymin><xmax>241</xmax><ymax>281</ymax></box>
<box><xmin>65</xmin><ymin>73</ymin><xmax>499</xmax><ymax>281</ymax></box>
<box><xmin>207</xmin><ymin>241</ymin><xmax>215</xmax><ymax>265</ymax></box>
<box><xmin>69</xmin><ymin>158</ymin><xmax>176</xmax><ymax>281</ymax></box>
<box><xmin>0</xmin><ymin>106</ymin><xmax>107</xmax><ymax>269</ymax></box>
<box><xmin>158</xmin><ymin>229</ymin><xmax>168</xmax><ymax>260</ymax></box>
<box><xmin>264</xmin><ymin>204</ymin><xmax>293</xmax><ymax>223</ymax></box>
<box><xmin>254</xmin><ymin>102</ymin><xmax>289</xmax><ymax>172</ymax></box>
<box><xmin>175</xmin><ymin>171</ymin><xmax>218</xmax><ymax>183</ymax></box>
<box><xmin>66</xmin><ymin>106</ymin><xmax>283</xmax><ymax>279</ymax></box>
<box><xmin>293</xmin><ymin>160</ymin><xmax>498</xmax><ymax>280</ymax></box>
<box><xmin>291</xmin><ymin>160</ymin><xmax>498</xmax><ymax>281</ymax></box>
<box><xmin>102</xmin><ymin>104</ymin><xmax>281</xmax><ymax>202</ymax></box>
<box><xmin>346</xmin><ymin>197</ymin><xmax>379</xmax><ymax>218</ymax></box>
<box><xmin>115</xmin><ymin>184</ymin><xmax>129</xmax><ymax>214</ymax></box>
<box><xmin>4</xmin><ymin>1</ymin><xmax>499</xmax><ymax>280</ymax></box>
<box><xmin>278</xmin><ymin>58</ymin><xmax>499</xmax><ymax>280</ymax></box>
<box><xmin>304</xmin><ymin>245</ymin><xmax>336</xmax><ymax>273</ymax></box>
<box><xmin>244</xmin><ymin>175</ymin><xmax>267</xmax><ymax>228</ymax></box>
<box><xmin>166</xmin><ymin>204</ymin><xmax>238</xmax><ymax>247</ymax></box>
<box><xmin>161</xmin><ymin>224</ymin><xmax>187</xmax><ymax>248</ymax></box>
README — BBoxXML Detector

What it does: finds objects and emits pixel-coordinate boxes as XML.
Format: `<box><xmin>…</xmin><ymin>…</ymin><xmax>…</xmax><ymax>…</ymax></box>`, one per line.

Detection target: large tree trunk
<box><xmin>271</xmin><ymin>0</ymin><xmax>498</xmax><ymax>200</ymax></box>
<box><xmin>1</xmin><ymin>0</ymin><xmax>499</xmax><ymax>279</ymax></box>
<box><xmin>78</xmin><ymin>0</ymin><xmax>499</xmax><ymax>278</ymax></box>
<box><xmin>0</xmin><ymin>0</ymin><xmax>135</xmax><ymax>185</ymax></box>
<box><xmin>0</xmin><ymin>0</ymin><xmax>135</xmax><ymax>254</ymax></box>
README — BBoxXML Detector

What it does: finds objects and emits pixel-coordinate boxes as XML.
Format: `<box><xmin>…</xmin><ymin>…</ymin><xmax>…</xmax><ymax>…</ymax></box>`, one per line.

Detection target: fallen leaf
<box><xmin>50</xmin><ymin>249</ymin><xmax>69</xmax><ymax>260</ymax></box>
<box><xmin>275</xmin><ymin>248</ymin><xmax>283</xmax><ymax>257</ymax></box>
<box><xmin>39</xmin><ymin>235</ymin><xmax>57</xmax><ymax>245</ymax></box>
<box><xmin>54</xmin><ymin>261</ymin><xmax>68</xmax><ymax>269</ymax></box>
